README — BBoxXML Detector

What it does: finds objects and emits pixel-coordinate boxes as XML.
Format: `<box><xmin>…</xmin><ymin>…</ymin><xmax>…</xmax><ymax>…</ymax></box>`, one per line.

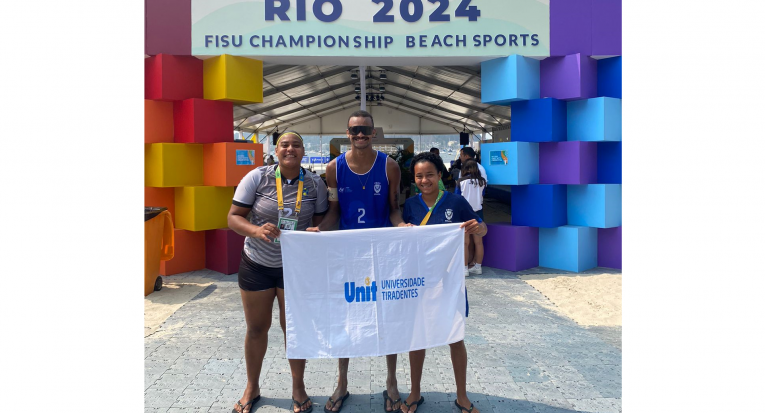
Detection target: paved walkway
<box><xmin>145</xmin><ymin>267</ymin><xmax>622</xmax><ymax>413</ymax></box>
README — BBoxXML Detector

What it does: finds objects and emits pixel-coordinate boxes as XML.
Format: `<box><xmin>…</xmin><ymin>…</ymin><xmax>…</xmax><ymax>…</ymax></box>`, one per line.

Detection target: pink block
<box><xmin>206</xmin><ymin>229</ymin><xmax>245</xmax><ymax>275</ymax></box>
<box><xmin>174</xmin><ymin>99</ymin><xmax>234</xmax><ymax>143</ymax></box>
<box><xmin>145</xmin><ymin>0</ymin><xmax>191</xmax><ymax>56</ymax></box>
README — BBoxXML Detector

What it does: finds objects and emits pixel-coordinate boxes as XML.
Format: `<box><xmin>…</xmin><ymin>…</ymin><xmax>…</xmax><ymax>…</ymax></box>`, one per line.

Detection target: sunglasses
<box><xmin>347</xmin><ymin>126</ymin><xmax>375</xmax><ymax>136</ymax></box>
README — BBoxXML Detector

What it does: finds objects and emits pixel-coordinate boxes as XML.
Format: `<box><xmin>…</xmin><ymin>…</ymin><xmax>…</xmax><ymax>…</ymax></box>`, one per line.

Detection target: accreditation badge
<box><xmin>274</xmin><ymin>216</ymin><xmax>298</xmax><ymax>244</ymax></box>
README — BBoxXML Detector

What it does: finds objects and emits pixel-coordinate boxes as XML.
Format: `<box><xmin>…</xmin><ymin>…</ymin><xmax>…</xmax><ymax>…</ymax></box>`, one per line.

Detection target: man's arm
<box><xmin>386</xmin><ymin>157</ymin><xmax>405</xmax><ymax>227</ymax></box>
<box><xmin>307</xmin><ymin>160</ymin><xmax>340</xmax><ymax>232</ymax></box>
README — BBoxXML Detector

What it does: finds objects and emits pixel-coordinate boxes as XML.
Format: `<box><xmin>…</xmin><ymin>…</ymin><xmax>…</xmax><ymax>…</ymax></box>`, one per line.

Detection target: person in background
<box><xmin>457</xmin><ymin>147</ymin><xmax>487</xmax><ymax>266</ymax></box>
<box><xmin>267</xmin><ymin>155</ymin><xmax>275</xmax><ymax>166</ymax></box>
<box><xmin>227</xmin><ymin>131</ymin><xmax>328</xmax><ymax>413</ymax></box>
<box><xmin>455</xmin><ymin>159</ymin><xmax>487</xmax><ymax>275</ymax></box>
<box><xmin>400</xmin><ymin>151</ymin><xmax>486</xmax><ymax>413</ymax></box>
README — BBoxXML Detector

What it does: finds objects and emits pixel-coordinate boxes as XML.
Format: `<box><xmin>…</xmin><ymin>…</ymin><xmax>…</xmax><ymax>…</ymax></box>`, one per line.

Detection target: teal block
<box><xmin>481</xmin><ymin>55</ymin><xmax>540</xmax><ymax>105</ymax></box>
<box><xmin>481</xmin><ymin>142</ymin><xmax>539</xmax><ymax>185</ymax></box>
<box><xmin>539</xmin><ymin>225</ymin><xmax>597</xmax><ymax>272</ymax></box>
<box><xmin>567</xmin><ymin>184</ymin><xmax>622</xmax><ymax>228</ymax></box>
<box><xmin>567</xmin><ymin>97</ymin><xmax>622</xmax><ymax>141</ymax></box>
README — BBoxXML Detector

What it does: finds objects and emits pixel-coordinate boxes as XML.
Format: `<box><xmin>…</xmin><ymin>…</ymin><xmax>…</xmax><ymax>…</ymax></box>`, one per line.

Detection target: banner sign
<box><xmin>192</xmin><ymin>0</ymin><xmax>550</xmax><ymax>57</ymax></box>
<box><xmin>280</xmin><ymin>224</ymin><xmax>466</xmax><ymax>359</ymax></box>
<box><xmin>489</xmin><ymin>150</ymin><xmax>508</xmax><ymax>165</ymax></box>
<box><xmin>236</xmin><ymin>149</ymin><xmax>257</xmax><ymax>165</ymax></box>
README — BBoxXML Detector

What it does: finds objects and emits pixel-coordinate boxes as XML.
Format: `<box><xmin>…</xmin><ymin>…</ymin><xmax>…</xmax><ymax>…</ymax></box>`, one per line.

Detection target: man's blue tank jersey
<box><xmin>403</xmin><ymin>191</ymin><xmax>482</xmax><ymax>226</ymax></box>
<box><xmin>336</xmin><ymin>151</ymin><xmax>392</xmax><ymax>230</ymax></box>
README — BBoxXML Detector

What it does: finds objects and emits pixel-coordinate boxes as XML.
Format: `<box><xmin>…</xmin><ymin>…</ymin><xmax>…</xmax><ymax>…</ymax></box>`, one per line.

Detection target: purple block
<box><xmin>550</xmin><ymin>0</ymin><xmax>592</xmax><ymax>56</ymax></box>
<box><xmin>540</xmin><ymin>54</ymin><xmax>598</xmax><ymax>101</ymax></box>
<box><xmin>598</xmin><ymin>226</ymin><xmax>622</xmax><ymax>269</ymax></box>
<box><xmin>483</xmin><ymin>224</ymin><xmax>539</xmax><ymax>272</ymax></box>
<box><xmin>540</xmin><ymin>142</ymin><xmax>598</xmax><ymax>184</ymax></box>
<box><xmin>592</xmin><ymin>0</ymin><xmax>622</xmax><ymax>56</ymax></box>
<box><xmin>146</xmin><ymin>0</ymin><xmax>191</xmax><ymax>56</ymax></box>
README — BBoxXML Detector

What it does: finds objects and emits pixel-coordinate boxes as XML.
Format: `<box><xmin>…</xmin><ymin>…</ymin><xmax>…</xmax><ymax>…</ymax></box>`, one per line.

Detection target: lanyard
<box><xmin>419</xmin><ymin>190</ymin><xmax>444</xmax><ymax>226</ymax></box>
<box><xmin>275</xmin><ymin>166</ymin><xmax>304</xmax><ymax>217</ymax></box>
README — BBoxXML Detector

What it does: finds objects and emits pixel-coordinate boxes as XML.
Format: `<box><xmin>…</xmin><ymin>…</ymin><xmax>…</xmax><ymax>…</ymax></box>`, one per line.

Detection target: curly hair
<box><xmin>410</xmin><ymin>151</ymin><xmax>446</xmax><ymax>177</ymax></box>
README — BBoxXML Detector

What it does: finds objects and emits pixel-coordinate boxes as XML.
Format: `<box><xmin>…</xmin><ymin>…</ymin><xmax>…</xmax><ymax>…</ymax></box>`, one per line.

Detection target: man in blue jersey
<box><xmin>307</xmin><ymin>110</ymin><xmax>406</xmax><ymax>413</ymax></box>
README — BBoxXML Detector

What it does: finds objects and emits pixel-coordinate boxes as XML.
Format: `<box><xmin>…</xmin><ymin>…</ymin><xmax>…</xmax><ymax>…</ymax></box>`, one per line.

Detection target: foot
<box><xmin>384</xmin><ymin>381</ymin><xmax>402</xmax><ymax>412</ymax></box>
<box><xmin>401</xmin><ymin>391</ymin><xmax>422</xmax><ymax>413</ymax></box>
<box><xmin>292</xmin><ymin>387</ymin><xmax>312</xmax><ymax>412</ymax></box>
<box><xmin>464</xmin><ymin>266</ymin><xmax>470</xmax><ymax>277</ymax></box>
<box><xmin>468</xmin><ymin>264</ymin><xmax>482</xmax><ymax>275</ymax></box>
<box><xmin>454</xmin><ymin>397</ymin><xmax>480</xmax><ymax>413</ymax></box>
<box><xmin>233</xmin><ymin>385</ymin><xmax>261</xmax><ymax>413</ymax></box>
<box><xmin>325</xmin><ymin>385</ymin><xmax>348</xmax><ymax>412</ymax></box>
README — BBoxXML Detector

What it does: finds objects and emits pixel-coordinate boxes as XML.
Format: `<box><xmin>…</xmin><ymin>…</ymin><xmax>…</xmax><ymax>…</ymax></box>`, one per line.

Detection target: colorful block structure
<box><xmin>145</xmin><ymin>143</ymin><xmax>204</xmax><ymax>187</ymax></box>
<box><xmin>598</xmin><ymin>226</ymin><xmax>622</xmax><ymax>269</ymax></box>
<box><xmin>597</xmin><ymin>57</ymin><xmax>622</xmax><ymax>99</ymax></box>
<box><xmin>550</xmin><ymin>0</ymin><xmax>592</xmax><ymax>56</ymax></box>
<box><xmin>160</xmin><ymin>229</ymin><xmax>205</xmax><ymax>276</ymax></box>
<box><xmin>145</xmin><ymin>187</ymin><xmax>176</xmax><ymax>224</ymax></box>
<box><xmin>567</xmin><ymin>97</ymin><xmax>622</xmax><ymax>141</ymax></box>
<box><xmin>203</xmin><ymin>55</ymin><xmax>264</xmax><ymax>104</ymax></box>
<box><xmin>567</xmin><ymin>184</ymin><xmax>622</xmax><ymax>228</ymax></box>
<box><xmin>511</xmin><ymin>185</ymin><xmax>567</xmax><ymax>228</ymax></box>
<box><xmin>480</xmin><ymin>55</ymin><xmax>540</xmax><ymax>105</ymax></box>
<box><xmin>145</xmin><ymin>100</ymin><xmax>174</xmax><ymax>143</ymax></box>
<box><xmin>173</xmin><ymin>98</ymin><xmax>234</xmax><ymax>143</ymax></box>
<box><xmin>540</xmin><ymin>53</ymin><xmax>597</xmax><ymax>101</ymax></box>
<box><xmin>481</xmin><ymin>142</ymin><xmax>539</xmax><ymax>185</ymax></box>
<box><xmin>145</xmin><ymin>0</ymin><xmax>191</xmax><ymax>55</ymax></box>
<box><xmin>206</xmin><ymin>229</ymin><xmax>246</xmax><ymax>275</ymax></box>
<box><xmin>482</xmin><ymin>224</ymin><xmax>539</xmax><ymax>272</ymax></box>
<box><xmin>597</xmin><ymin>142</ymin><xmax>622</xmax><ymax>184</ymax></box>
<box><xmin>175</xmin><ymin>186</ymin><xmax>236</xmax><ymax>231</ymax></box>
<box><xmin>539</xmin><ymin>226</ymin><xmax>598</xmax><ymax>272</ymax></box>
<box><xmin>204</xmin><ymin>142</ymin><xmax>264</xmax><ymax>187</ymax></box>
<box><xmin>510</xmin><ymin>98</ymin><xmax>567</xmax><ymax>142</ymax></box>
<box><xmin>592</xmin><ymin>0</ymin><xmax>622</xmax><ymax>56</ymax></box>
<box><xmin>539</xmin><ymin>142</ymin><xmax>597</xmax><ymax>184</ymax></box>
<box><xmin>145</xmin><ymin>54</ymin><xmax>203</xmax><ymax>101</ymax></box>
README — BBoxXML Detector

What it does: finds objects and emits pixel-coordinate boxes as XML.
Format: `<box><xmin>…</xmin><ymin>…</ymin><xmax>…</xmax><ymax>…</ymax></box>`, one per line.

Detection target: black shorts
<box><xmin>238</xmin><ymin>251</ymin><xmax>284</xmax><ymax>292</ymax></box>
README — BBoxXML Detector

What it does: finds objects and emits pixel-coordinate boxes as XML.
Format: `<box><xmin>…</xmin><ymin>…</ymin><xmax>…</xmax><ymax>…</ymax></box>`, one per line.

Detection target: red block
<box><xmin>174</xmin><ymin>99</ymin><xmax>234</xmax><ymax>143</ymax></box>
<box><xmin>206</xmin><ymin>229</ymin><xmax>245</xmax><ymax>275</ymax></box>
<box><xmin>145</xmin><ymin>0</ymin><xmax>191</xmax><ymax>56</ymax></box>
<box><xmin>145</xmin><ymin>54</ymin><xmax>203</xmax><ymax>101</ymax></box>
<box><xmin>160</xmin><ymin>229</ymin><xmax>205</xmax><ymax>276</ymax></box>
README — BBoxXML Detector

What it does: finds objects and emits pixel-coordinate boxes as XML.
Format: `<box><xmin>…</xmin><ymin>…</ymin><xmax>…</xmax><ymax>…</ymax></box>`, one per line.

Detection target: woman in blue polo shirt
<box><xmin>400</xmin><ymin>152</ymin><xmax>487</xmax><ymax>413</ymax></box>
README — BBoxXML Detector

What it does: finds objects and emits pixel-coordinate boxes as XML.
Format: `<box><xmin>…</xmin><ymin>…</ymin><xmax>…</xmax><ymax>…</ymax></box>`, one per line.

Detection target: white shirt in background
<box><xmin>458</xmin><ymin>177</ymin><xmax>485</xmax><ymax>212</ymax></box>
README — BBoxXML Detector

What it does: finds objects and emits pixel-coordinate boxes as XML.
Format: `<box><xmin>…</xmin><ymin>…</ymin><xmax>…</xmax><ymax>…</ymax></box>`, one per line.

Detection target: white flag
<box><xmin>281</xmin><ymin>224</ymin><xmax>466</xmax><ymax>359</ymax></box>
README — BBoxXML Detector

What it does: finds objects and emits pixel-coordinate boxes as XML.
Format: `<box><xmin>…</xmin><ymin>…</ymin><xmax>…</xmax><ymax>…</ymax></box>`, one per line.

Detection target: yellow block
<box><xmin>175</xmin><ymin>186</ymin><xmax>235</xmax><ymax>231</ymax></box>
<box><xmin>145</xmin><ymin>143</ymin><xmax>204</xmax><ymax>187</ymax></box>
<box><xmin>203</xmin><ymin>54</ymin><xmax>263</xmax><ymax>104</ymax></box>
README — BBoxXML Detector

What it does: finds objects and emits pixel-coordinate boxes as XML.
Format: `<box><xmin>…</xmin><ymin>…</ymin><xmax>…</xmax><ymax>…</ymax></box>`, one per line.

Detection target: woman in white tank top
<box><xmin>455</xmin><ymin>159</ymin><xmax>486</xmax><ymax>275</ymax></box>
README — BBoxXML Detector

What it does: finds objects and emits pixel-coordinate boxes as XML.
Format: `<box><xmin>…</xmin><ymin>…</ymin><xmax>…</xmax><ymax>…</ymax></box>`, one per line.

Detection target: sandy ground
<box><xmin>519</xmin><ymin>272</ymin><xmax>622</xmax><ymax>327</ymax></box>
<box><xmin>144</xmin><ymin>281</ymin><xmax>212</xmax><ymax>337</ymax></box>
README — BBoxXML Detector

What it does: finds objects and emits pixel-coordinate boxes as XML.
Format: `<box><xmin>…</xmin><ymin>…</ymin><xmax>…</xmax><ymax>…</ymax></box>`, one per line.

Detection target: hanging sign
<box><xmin>192</xmin><ymin>0</ymin><xmax>549</xmax><ymax>57</ymax></box>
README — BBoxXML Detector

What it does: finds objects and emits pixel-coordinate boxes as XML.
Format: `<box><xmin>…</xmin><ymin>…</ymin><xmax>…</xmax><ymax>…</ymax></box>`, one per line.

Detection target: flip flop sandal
<box><xmin>232</xmin><ymin>395</ymin><xmax>261</xmax><ymax>413</ymax></box>
<box><xmin>403</xmin><ymin>396</ymin><xmax>425</xmax><ymax>413</ymax></box>
<box><xmin>454</xmin><ymin>400</ymin><xmax>475</xmax><ymax>413</ymax></box>
<box><xmin>382</xmin><ymin>390</ymin><xmax>402</xmax><ymax>413</ymax></box>
<box><xmin>293</xmin><ymin>396</ymin><xmax>314</xmax><ymax>413</ymax></box>
<box><xmin>323</xmin><ymin>392</ymin><xmax>350</xmax><ymax>413</ymax></box>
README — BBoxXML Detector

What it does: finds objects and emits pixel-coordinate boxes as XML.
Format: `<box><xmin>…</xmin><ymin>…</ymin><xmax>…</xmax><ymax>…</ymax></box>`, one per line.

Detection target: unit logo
<box><xmin>344</xmin><ymin>276</ymin><xmax>377</xmax><ymax>303</ymax></box>
<box><xmin>445</xmin><ymin>209</ymin><xmax>453</xmax><ymax>222</ymax></box>
<box><xmin>374</xmin><ymin>182</ymin><xmax>382</xmax><ymax>195</ymax></box>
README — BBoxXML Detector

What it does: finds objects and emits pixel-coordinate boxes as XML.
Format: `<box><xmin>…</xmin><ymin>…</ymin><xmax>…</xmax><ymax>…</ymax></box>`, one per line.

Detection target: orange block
<box><xmin>145</xmin><ymin>100</ymin><xmax>174</xmax><ymax>143</ymax></box>
<box><xmin>160</xmin><ymin>229</ymin><xmax>205</xmax><ymax>276</ymax></box>
<box><xmin>203</xmin><ymin>142</ymin><xmax>264</xmax><ymax>187</ymax></box>
<box><xmin>145</xmin><ymin>187</ymin><xmax>175</xmax><ymax>224</ymax></box>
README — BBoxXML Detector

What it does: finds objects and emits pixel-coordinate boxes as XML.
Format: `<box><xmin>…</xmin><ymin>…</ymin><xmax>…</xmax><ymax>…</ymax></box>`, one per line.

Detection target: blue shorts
<box><xmin>475</xmin><ymin>209</ymin><xmax>484</xmax><ymax>221</ymax></box>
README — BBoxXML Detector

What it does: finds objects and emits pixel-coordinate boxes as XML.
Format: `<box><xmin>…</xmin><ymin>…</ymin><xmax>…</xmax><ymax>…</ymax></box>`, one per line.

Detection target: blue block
<box><xmin>567</xmin><ymin>97</ymin><xmax>622</xmax><ymax>141</ymax></box>
<box><xmin>511</xmin><ymin>184</ymin><xmax>567</xmax><ymax>228</ymax></box>
<box><xmin>481</xmin><ymin>142</ymin><xmax>539</xmax><ymax>185</ymax></box>
<box><xmin>597</xmin><ymin>142</ymin><xmax>621</xmax><ymax>184</ymax></box>
<box><xmin>539</xmin><ymin>225</ymin><xmax>598</xmax><ymax>272</ymax></box>
<box><xmin>510</xmin><ymin>98</ymin><xmax>567</xmax><ymax>142</ymax></box>
<box><xmin>597</xmin><ymin>56</ymin><xmax>621</xmax><ymax>99</ymax></box>
<box><xmin>567</xmin><ymin>184</ymin><xmax>621</xmax><ymax>228</ymax></box>
<box><xmin>481</xmin><ymin>55</ymin><xmax>540</xmax><ymax>105</ymax></box>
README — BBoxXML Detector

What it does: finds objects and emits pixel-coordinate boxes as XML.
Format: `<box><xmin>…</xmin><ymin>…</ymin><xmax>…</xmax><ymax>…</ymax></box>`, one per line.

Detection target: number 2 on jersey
<box><xmin>357</xmin><ymin>208</ymin><xmax>366</xmax><ymax>224</ymax></box>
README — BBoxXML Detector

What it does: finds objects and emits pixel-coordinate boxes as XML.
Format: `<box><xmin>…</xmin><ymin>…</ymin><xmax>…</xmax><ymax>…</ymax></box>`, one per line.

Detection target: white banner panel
<box><xmin>281</xmin><ymin>224</ymin><xmax>466</xmax><ymax>359</ymax></box>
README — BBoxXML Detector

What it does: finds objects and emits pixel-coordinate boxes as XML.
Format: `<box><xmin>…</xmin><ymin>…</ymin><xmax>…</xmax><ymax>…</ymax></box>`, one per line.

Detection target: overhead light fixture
<box><xmin>380</xmin><ymin>70</ymin><xmax>387</xmax><ymax>80</ymax></box>
<box><xmin>380</xmin><ymin>95</ymin><xmax>385</xmax><ymax>101</ymax></box>
<box><xmin>377</xmin><ymin>101</ymin><xmax>382</xmax><ymax>106</ymax></box>
<box><xmin>351</xmin><ymin>72</ymin><xmax>358</xmax><ymax>80</ymax></box>
<box><xmin>355</xmin><ymin>94</ymin><xmax>360</xmax><ymax>100</ymax></box>
<box><xmin>379</xmin><ymin>86</ymin><xmax>385</xmax><ymax>92</ymax></box>
<box><xmin>354</xmin><ymin>85</ymin><xmax>360</xmax><ymax>93</ymax></box>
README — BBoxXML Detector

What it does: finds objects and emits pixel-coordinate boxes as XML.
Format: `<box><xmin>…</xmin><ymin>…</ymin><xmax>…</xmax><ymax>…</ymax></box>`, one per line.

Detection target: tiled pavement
<box><xmin>145</xmin><ymin>267</ymin><xmax>622</xmax><ymax>413</ymax></box>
